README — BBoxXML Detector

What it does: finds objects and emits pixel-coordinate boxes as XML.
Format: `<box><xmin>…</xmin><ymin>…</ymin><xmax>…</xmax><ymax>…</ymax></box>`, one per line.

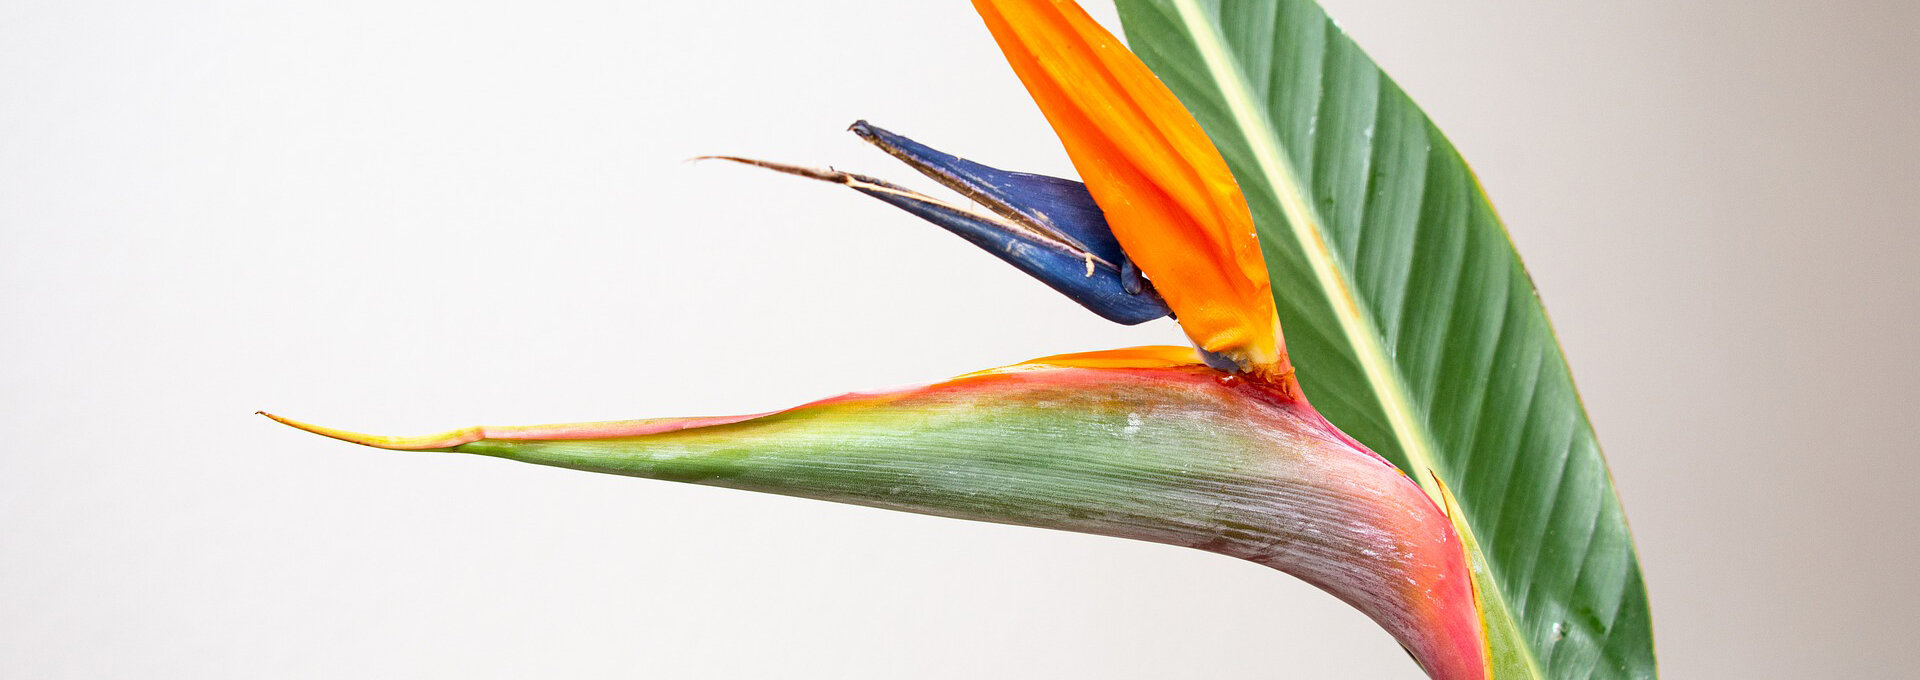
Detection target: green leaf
<box><xmin>1110</xmin><ymin>1</ymin><xmax>1655</xmax><ymax>677</ymax></box>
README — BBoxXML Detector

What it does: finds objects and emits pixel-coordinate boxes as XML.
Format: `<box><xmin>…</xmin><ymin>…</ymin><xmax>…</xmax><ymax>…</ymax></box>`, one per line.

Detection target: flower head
<box><xmin>267</xmin><ymin>2</ymin><xmax>1492</xmax><ymax>677</ymax></box>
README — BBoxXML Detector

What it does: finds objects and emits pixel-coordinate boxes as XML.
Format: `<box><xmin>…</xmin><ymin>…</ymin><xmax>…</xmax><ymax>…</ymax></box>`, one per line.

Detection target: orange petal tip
<box><xmin>972</xmin><ymin>0</ymin><xmax>1286</xmax><ymax>378</ymax></box>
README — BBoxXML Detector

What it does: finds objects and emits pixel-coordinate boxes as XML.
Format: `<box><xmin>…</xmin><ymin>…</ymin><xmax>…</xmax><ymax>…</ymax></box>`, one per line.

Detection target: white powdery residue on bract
<box><xmin>1122</xmin><ymin>412</ymin><xmax>1143</xmax><ymax>436</ymax></box>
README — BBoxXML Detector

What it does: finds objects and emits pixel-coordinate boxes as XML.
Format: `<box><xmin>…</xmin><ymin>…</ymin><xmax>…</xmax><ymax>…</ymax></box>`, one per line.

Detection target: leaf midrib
<box><xmin>1160</xmin><ymin>1</ymin><xmax>1545</xmax><ymax>676</ymax></box>
<box><xmin>1166</xmin><ymin>0</ymin><xmax>1439</xmax><ymax>497</ymax></box>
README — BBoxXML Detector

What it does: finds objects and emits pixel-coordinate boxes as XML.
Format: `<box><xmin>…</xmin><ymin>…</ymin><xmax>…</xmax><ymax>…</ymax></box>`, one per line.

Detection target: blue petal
<box><xmin>703</xmin><ymin>124</ymin><xmax>1172</xmax><ymax>326</ymax></box>
<box><xmin>846</xmin><ymin>181</ymin><xmax>1171</xmax><ymax>326</ymax></box>
<box><xmin>848</xmin><ymin>122</ymin><xmax>1166</xmax><ymax>325</ymax></box>
<box><xmin>851</xmin><ymin>121</ymin><xmax>1127</xmax><ymax>266</ymax></box>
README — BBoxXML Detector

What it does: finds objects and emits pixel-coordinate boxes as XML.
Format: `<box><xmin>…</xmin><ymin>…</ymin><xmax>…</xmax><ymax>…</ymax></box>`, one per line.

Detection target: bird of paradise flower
<box><xmin>266</xmin><ymin>1</ymin><xmax>1496</xmax><ymax>677</ymax></box>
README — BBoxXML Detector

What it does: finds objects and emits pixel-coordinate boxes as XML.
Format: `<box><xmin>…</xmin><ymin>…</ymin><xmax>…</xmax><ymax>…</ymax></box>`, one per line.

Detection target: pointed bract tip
<box><xmin>258</xmin><ymin>411</ymin><xmax>466</xmax><ymax>451</ymax></box>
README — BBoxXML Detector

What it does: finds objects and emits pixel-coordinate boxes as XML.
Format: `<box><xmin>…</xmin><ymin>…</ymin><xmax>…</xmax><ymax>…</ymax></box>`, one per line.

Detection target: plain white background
<box><xmin>3</xmin><ymin>1</ymin><xmax>1915</xmax><ymax>677</ymax></box>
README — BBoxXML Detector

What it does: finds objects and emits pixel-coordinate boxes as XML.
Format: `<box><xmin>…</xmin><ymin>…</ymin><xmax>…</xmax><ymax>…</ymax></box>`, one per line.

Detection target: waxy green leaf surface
<box><xmin>1110</xmin><ymin>1</ymin><xmax>1654</xmax><ymax>677</ymax></box>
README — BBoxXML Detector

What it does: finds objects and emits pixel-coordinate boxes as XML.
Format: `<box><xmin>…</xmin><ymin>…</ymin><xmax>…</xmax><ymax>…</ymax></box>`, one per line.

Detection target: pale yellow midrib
<box><xmin>1165</xmin><ymin>0</ymin><xmax>1441</xmax><ymax>499</ymax></box>
<box><xmin>1161</xmin><ymin>2</ymin><xmax>1545</xmax><ymax>676</ymax></box>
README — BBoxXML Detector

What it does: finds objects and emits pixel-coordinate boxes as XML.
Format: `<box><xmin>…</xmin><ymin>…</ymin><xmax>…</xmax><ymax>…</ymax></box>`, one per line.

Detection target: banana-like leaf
<box><xmin>1110</xmin><ymin>1</ymin><xmax>1654</xmax><ymax>677</ymax></box>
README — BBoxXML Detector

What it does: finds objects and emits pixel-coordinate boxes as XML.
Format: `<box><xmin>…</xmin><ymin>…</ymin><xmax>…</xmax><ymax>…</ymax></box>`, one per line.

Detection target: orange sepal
<box><xmin>972</xmin><ymin>0</ymin><xmax>1286</xmax><ymax>380</ymax></box>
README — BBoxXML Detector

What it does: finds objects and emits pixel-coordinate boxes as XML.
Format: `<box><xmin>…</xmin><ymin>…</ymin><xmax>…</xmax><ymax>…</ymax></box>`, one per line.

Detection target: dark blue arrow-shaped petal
<box><xmin>702</xmin><ymin>124</ymin><xmax>1170</xmax><ymax>325</ymax></box>
<box><xmin>850</xmin><ymin>121</ymin><xmax>1137</xmax><ymax>285</ymax></box>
